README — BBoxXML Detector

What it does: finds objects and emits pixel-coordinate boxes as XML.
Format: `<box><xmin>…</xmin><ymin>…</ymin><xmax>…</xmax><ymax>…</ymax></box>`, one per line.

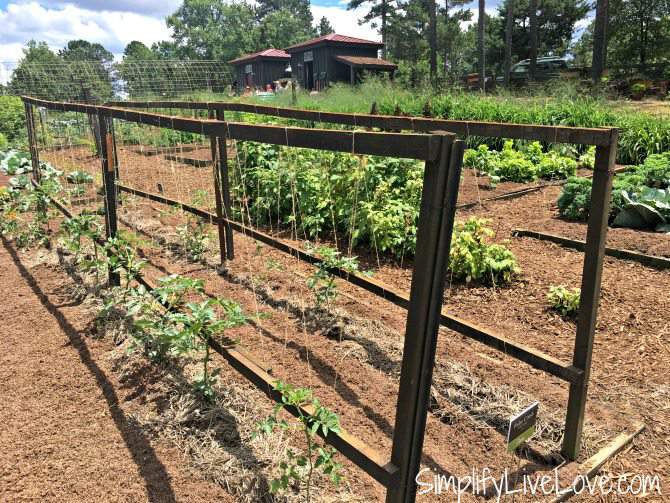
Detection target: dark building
<box><xmin>229</xmin><ymin>49</ymin><xmax>291</xmax><ymax>92</ymax></box>
<box><xmin>285</xmin><ymin>34</ymin><xmax>397</xmax><ymax>91</ymax></box>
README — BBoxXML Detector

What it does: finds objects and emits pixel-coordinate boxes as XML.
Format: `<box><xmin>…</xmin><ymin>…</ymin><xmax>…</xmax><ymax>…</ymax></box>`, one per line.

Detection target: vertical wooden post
<box><xmin>562</xmin><ymin>131</ymin><xmax>618</xmax><ymax>460</ymax></box>
<box><xmin>24</xmin><ymin>102</ymin><xmax>41</xmax><ymax>183</ymax></box>
<box><xmin>98</xmin><ymin>112</ymin><xmax>120</xmax><ymax>287</ymax></box>
<box><xmin>386</xmin><ymin>133</ymin><xmax>463</xmax><ymax>503</ymax></box>
<box><xmin>210</xmin><ymin>108</ymin><xmax>234</xmax><ymax>261</ymax></box>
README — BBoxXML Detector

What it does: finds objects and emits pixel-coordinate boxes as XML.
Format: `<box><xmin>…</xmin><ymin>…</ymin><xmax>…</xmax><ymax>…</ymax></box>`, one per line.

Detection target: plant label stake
<box><xmin>506</xmin><ymin>402</ymin><xmax>539</xmax><ymax>452</ymax></box>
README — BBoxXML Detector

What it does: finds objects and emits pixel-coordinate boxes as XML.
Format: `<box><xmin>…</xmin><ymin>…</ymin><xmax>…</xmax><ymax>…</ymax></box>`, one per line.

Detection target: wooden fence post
<box><xmin>24</xmin><ymin>102</ymin><xmax>41</xmax><ymax>183</ymax></box>
<box><xmin>561</xmin><ymin>130</ymin><xmax>618</xmax><ymax>460</ymax></box>
<box><xmin>215</xmin><ymin>108</ymin><xmax>234</xmax><ymax>260</ymax></box>
<box><xmin>98</xmin><ymin>111</ymin><xmax>120</xmax><ymax>287</ymax></box>
<box><xmin>209</xmin><ymin>108</ymin><xmax>228</xmax><ymax>263</ymax></box>
<box><xmin>386</xmin><ymin>133</ymin><xmax>463</xmax><ymax>503</ymax></box>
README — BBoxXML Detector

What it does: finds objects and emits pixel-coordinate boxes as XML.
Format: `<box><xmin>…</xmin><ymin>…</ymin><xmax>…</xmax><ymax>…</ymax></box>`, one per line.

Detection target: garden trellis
<box><xmin>21</xmin><ymin>95</ymin><xmax>626</xmax><ymax>502</ymax></box>
<box><xmin>3</xmin><ymin>60</ymin><xmax>233</xmax><ymax>103</ymax></box>
<box><xmin>104</xmin><ymin>99</ymin><xmax>620</xmax><ymax>462</ymax></box>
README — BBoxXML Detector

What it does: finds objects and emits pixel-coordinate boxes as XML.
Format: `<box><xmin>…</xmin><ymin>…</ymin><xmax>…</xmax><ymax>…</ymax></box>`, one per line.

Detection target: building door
<box><xmin>304</xmin><ymin>61</ymin><xmax>314</xmax><ymax>90</ymax></box>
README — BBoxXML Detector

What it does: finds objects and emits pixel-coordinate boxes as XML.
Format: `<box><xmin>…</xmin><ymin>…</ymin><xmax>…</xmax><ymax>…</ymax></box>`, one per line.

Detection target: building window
<box><xmin>304</xmin><ymin>51</ymin><xmax>313</xmax><ymax>62</ymax></box>
<box><xmin>245</xmin><ymin>64</ymin><xmax>252</xmax><ymax>74</ymax></box>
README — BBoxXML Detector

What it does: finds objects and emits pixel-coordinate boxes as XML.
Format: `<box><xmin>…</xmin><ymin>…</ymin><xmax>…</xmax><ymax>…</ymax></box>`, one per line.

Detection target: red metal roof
<box><xmin>285</xmin><ymin>33</ymin><xmax>383</xmax><ymax>51</ymax></box>
<box><xmin>229</xmin><ymin>48</ymin><xmax>290</xmax><ymax>65</ymax></box>
<box><xmin>334</xmin><ymin>55</ymin><xmax>397</xmax><ymax>69</ymax></box>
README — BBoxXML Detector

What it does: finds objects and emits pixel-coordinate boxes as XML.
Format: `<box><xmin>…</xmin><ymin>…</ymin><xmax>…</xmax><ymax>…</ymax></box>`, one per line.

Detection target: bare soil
<box><xmin>0</xmin><ymin>239</ymin><xmax>236</xmax><ymax>503</ymax></box>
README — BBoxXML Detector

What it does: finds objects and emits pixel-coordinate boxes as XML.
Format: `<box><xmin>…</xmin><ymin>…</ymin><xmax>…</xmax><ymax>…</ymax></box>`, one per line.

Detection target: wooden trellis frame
<box><xmin>106</xmin><ymin>99</ymin><xmax>620</xmax><ymax>466</ymax></box>
<box><xmin>22</xmin><ymin>96</ymin><xmax>466</xmax><ymax>503</ymax></box>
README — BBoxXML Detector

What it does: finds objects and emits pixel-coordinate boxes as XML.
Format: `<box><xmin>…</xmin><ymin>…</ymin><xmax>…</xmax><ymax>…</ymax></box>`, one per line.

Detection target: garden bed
<box><xmin>26</xmin><ymin>137</ymin><xmax>668</xmax><ymax>501</ymax></box>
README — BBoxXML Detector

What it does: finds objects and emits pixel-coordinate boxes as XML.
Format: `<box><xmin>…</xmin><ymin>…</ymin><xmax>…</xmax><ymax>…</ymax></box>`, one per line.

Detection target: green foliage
<box><xmin>578</xmin><ymin>146</ymin><xmax>596</xmax><ymax>169</ymax></box>
<box><xmin>0</xmin><ymin>96</ymin><xmax>27</xmax><ymax>147</ymax></box>
<box><xmin>255</xmin><ymin>380</ymin><xmax>343</xmax><ymax>500</ymax></box>
<box><xmin>170</xmin><ymin>298</ymin><xmax>247</xmax><ymax>401</ymax></box>
<box><xmin>638</xmin><ymin>152</ymin><xmax>670</xmax><ymax>188</ymax></box>
<box><xmin>305</xmin><ymin>244</ymin><xmax>366</xmax><ymax>308</ymax></box>
<box><xmin>177</xmin><ymin>217</ymin><xmax>210</xmax><ymax>262</ymax></box>
<box><xmin>104</xmin><ymin>236</ymin><xmax>146</xmax><ymax>291</ymax></box>
<box><xmin>559</xmin><ymin>153</ymin><xmax>670</xmax><ymax>229</ymax></box>
<box><xmin>547</xmin><ymin>285</ymin><xmax>581</xmax><ymax>317</ymax></box>
<box><xmin>557</xmin><ymin>176</ymin><xmax>592</xmax><ymax>220</ymax></box>
<box><xmin>237</xmin><ymin>142</ymin><xmax>424</xmax><ymax>257</ymax></box>
<box><xmin>124</xmin><ymin>276</ymin><xmax>206</xmax><ymax>363</ymax></box>
<box><xmin>463</xmin><ymin>141</ymin><xmax>576</xmax><ymax>184</ymax></box>
<box><xmin>66</xmin><ymin>170</ymin><xmax>94</xmax><ymax>184</ymax></box>
<box><xmin>271</xmin><ymin>81</ymin><xmax>670</xmax><ymax>166</ymax></box>
<box><xmin>448</xmin><ymin>218</ymin><xmax>519</xmax><ymax>285</ymax></box>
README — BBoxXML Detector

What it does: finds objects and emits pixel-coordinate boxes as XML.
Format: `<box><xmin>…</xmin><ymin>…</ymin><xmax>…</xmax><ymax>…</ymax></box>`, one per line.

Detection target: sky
<box><xmin>0</xmin><ymin>0</ymin><xmax>504</xmax><ymax>64</ymax></box>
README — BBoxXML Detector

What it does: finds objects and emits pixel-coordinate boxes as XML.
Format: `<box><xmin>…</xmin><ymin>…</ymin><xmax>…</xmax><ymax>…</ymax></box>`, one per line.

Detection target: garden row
<box><xmin>558</xmin><ymin>151</ymin><xmax>670</xmax><ymax>232</ymax></box>
<box><xmin>255</xmin><ymin>81</ymin><xmax>670</xmax><ymax>165</ymax></box>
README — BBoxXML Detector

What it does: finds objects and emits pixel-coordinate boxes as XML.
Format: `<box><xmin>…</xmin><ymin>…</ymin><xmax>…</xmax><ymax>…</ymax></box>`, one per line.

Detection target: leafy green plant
<box><xmin>255</xmin><ymin>381</ymin><xmax>343</xmax><ymax>500</ymax></box>
<box><xmin>557</xmin><ymin>177</ymin><xmax>592</xmax><ymax>221</ymax></box>
<box><xmin>177</xmin><ymin>217</ymin><xmax>210</xmax><ymax>262</ymax></box>
<box><xmin>305</xmin><ymin>244</ymin><xmax>365</xmax><ymax>308</ymax></box>
<box><xmin>537</xmin><ymin>153</ymin><xmax>577</xmax><ymax>180</ymax></box>
<box><xmin>449</xmin><ymin>218</ymin><xmax>519</xmax><ymax>285</ymax></box>
<box><xmin>578</xmin><ymin>146</ymin><xmax>596</xmax><ymax>169</ymax></box>
<box><xmin>124</xmin><ymin>275</ymin><xmax>206</xmax><ymax>363</ymax></box>
<box><xmin>170</xmin><ymin>298</ymin><xmax>246</xmax><ymax>401</ymax></box>
<box><xmin>547</xmin><ymin>286</ymin><xmax>581</xmax><ymax>317</ymax></box>
<box><xmin>104</xmin><ymin>236</ymin><xmax>146</xmax><ymax>293</ymax></box>
<box><xmin>66</xmin><ymin>170</ymin><xmax>94</xmax><ymax>185</ymax></box>
<box><xmin>638</xmin><ymin>152</ymin><xmax>670</xmax><ymax>188</ymax></box>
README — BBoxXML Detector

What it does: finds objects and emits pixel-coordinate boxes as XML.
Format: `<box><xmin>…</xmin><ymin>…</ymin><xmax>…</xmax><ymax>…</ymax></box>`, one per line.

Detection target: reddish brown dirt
<box><xmin>0</xmin><ymin>239</ymin><xmax>236</xmax><ymax>503</ymax></box>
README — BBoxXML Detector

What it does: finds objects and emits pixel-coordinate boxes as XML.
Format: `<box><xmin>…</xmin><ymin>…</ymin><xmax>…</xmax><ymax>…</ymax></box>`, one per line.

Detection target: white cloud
<box><xmin>42</xmin><ymin>0</ymin><xmax>181</xmax><ymax>17</ymax></box>
<box><xmin>0</xmin><ymin>1</ymin><xmax>171</xmax><ymax>59</ymax></box>
<box><xmin>311</xmin><ymin>5</ymin><xmax>379</xmax><ymax>41</ymax></box>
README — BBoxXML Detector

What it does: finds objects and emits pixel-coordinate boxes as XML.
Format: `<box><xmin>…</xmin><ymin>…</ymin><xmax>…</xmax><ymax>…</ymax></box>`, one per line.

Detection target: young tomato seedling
<box><xmin>255</xmin><ymin>380</ymin><xmax>344</xmax><ymax>501</ymax></box>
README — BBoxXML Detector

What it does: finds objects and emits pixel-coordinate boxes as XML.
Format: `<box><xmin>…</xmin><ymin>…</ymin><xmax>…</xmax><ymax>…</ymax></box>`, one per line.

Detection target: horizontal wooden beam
<box><xmin>512</xmin><ymin>229</ymin><xmax>670</xmax><ymax>271</ymax></box>
<box><xmin>104</xmin><ymin>100</ymin><xmax>616</xmax><ymax>147</ymax></box>
<box><xmin>117</xmin><ymin>184</ymin><xmax>581</xmax><ymax>384</ymax></box>
<box><xmin>23</xmin><ymin>96</ymin><xmax>440</xmax><ymax>161</ymax></box>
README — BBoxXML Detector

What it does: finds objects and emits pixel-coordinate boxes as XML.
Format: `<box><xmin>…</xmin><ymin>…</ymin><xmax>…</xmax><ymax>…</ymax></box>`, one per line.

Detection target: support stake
<box><xmin>98</xmin><ymin>112</ymin><xmax>120</xmax><ymax>287</ymax></box>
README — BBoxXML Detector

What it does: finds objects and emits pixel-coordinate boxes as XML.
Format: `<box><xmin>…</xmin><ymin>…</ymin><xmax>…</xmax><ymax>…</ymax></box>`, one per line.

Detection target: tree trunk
<box><xmin>591</xmin><ymin>0</ymin><xmax>609</xmax><ymax>84</ymax></box>
<box><xmin>444</xmin><ymin>0</ymin><xmax>450</xmax><ymax>77</ymax></box>
<box><xmin>504</xmin><ymin>0</ymin><xmax>514</xmax><ymax>86</ymax></box>
<box><xmin>381</xmin><ymin>0</ymin><xmax>388</xmax><ymax>58</ymax></box>
<box><xmin>429</xmin><ymin>0</ymin><xmax>438</xmax><ymax>85</ymax></box>
<box><xmin>528</xmin><ymin>0</ymin><xmax>538</xmax><ymax>81</ymax></box>
<box><xmin>478</xmin><ymin>0</ymin><xmax>486</xmax><ymax>91</ymax></box>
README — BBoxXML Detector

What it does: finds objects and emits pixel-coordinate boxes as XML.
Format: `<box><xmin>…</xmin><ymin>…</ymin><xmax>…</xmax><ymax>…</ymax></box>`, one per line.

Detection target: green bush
<box><xmin>0</xmin><ymin>96</ymin><xmax>26</xmax><ymax>147</ymax></box>
<box><xmin>448</xmin><ymin>218</ymin><xmax>519</xmax><ymax>285</ymax></box>
<box><xmin>0</xmin><ymin>133</ymin><xmax>7</xmax><ymax>151</ymax></box>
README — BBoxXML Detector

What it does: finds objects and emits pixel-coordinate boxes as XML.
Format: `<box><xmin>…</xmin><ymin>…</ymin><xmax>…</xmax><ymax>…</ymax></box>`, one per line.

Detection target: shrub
<box><xmin>449</xmin><ymin>218</ymin><xmax>519</xmax><ymax>285</ymax></box>
<box><xmin>0</xmin><ymin>96</ymin><xmax>26</xmax><ymax>147</ymax></box>
<box><xmin>547</xmin><ymin>286</ymin><xmax>581</xmax><ymax>317</ymax></box>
